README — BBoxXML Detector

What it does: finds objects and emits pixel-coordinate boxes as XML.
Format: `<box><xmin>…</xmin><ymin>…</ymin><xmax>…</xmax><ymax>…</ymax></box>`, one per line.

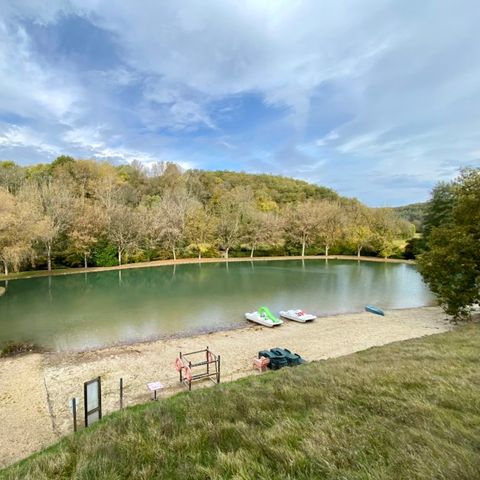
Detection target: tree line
<box><xmin>417</xmin><ymin>167</ymin><xmax>480</xmax><ymax>320</ymax></box>
<box><xmin>0</xmin><ymin>157</ymin><xmax>413</xmax><ymax>275</ymax></box>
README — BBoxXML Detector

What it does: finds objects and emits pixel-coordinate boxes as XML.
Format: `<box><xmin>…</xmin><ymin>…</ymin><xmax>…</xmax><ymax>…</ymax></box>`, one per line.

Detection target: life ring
<box><xmin>183</xmin><ymin>366</ymin><xmax>193</xmax><ymax>382</ymax></box>
<box><xmin>175</xmin><ymin>357</ymin><xmax>184</xmax><ymax>372</ymax></box>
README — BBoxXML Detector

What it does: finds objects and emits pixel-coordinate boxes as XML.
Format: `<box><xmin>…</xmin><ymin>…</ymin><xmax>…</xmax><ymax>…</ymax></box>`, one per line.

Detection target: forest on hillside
<box><xmin>392</xmin><ymin>202</ymin><xmax>428</xmax><ymax>233</ymax></box>
<box><xmin>0</xmin><ymin>157</ymin><xmax>413</xmax><ymax>275</ymax></box>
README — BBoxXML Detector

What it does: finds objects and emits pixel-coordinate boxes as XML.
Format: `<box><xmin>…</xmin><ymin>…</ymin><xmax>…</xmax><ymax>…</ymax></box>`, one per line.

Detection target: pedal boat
<box><xmin>279</xmin><ymin>309</ymin><xmax>316</xmax><ymax>322</ymax></box>
<box><xmin>245</xmin><ymin>307</ymin><xmax>283</xmax><ymax>327</ymax></box>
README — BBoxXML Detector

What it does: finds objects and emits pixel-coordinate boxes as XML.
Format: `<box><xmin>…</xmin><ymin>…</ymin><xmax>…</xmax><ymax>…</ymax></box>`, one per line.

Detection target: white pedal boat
<box><xmin>245</xmin><ymin>311</ymin><xmax>283</xmax><ymax>327</ymax></box>
<box><xmin>279</xmin><ymin>309</ymin><xmax>316</xmax><ymax>323</ymax></box>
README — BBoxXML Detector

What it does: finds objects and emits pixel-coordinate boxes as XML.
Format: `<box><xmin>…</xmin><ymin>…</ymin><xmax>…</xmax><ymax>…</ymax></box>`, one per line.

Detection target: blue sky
<box><xmin>1</xmin><ymin>1</ymin><xmax>479</xmax><ymax>206</ymax></box>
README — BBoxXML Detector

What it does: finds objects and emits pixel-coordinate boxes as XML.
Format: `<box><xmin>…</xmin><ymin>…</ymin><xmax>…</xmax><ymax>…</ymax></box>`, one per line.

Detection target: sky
<box><xmin>0</xmin><ymin>1</ymin><xmax>479</xmax><ymax>206</ymax></box>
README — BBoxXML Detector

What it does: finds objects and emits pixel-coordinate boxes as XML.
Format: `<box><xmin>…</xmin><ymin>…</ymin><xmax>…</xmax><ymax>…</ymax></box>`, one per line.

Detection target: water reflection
<box><xmin>0</xmin><ymin>260</ymin><xmax>435</xmax><ymax>351</ymax></box>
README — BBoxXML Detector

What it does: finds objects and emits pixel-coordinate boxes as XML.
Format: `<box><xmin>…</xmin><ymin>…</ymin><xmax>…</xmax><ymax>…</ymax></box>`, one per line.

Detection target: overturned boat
<box><xmin>279</xmin><ymin>309</ymin><xmax>316</xmax><ymax>323</ymax></box>
<box><xmin>365</xmin><ymin>305</ymin><xmax>385</xmax><ymax>316</ymax></box>
<box><xmin>245</xmin><ymin>306</ymin><xmax>283</xmax><ymax>327</ymax></box>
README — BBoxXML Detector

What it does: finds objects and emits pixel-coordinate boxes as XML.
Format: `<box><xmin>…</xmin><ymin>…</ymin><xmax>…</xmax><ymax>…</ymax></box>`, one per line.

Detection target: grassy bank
<box><xmin>3</xmin><ymin>324</ymin><xmax>479</xmax><ymax>479</ymax></box>
<box><xmin>0</xmin><ymin>255</ymin><xmax>414</xmax><ymax>281</ymax></box>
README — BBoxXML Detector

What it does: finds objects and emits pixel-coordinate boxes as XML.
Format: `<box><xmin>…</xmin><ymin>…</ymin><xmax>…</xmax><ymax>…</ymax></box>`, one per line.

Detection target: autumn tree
<box><xmin>107</xmin><ymin>204</ymin><xmax>140</xmax><ymax>266</ymax></box>
<box><xmin>185</xmin><ymin>204</ymin><xmax>217</xmax><ymax>259</ymax></box>
<box><xmin>345</xmin><ymin>203</ymin><xmax>374</xmax><ymax>257</ymax></box>
<box><xmin>371</xmin><ymin>208</ymin><xmax>402</xmax><ymax>260</ymax></box>
<box><xmin>69</xmin><ymin>202</ymin><xmax>106</xmax><ymax>268</ymax></box>
<box><xmin>147</xmin><ymin>162</ymin><xmax>185</xmax><ymax>196</ymax></box>
<box><xmin>284</xmin><ymin>200</ymin><xmax>322</xmax><ymax>257</ymax></box>
<box><xmin>0</xmin><ymin>189</ymin><xmax>44</xmax><ymax>275</ymax></box>
<box><xmin>215</xmin><ymin>187</ymin><xmax>253</xmax><ymax>258</ymax></box>
<box><xmin>316</xmin><ymin>200</ymin><xmax>344</xmax><ymax>257</ymax></box>
<box><xmin>244</xmin><ymin>210</ymin><xmax>283</xmax><ymax>258</ymax></box>
<box><xmin>147</xmin><ymin>190</ymin><xmax>194</xmax><ymax>260</ymax></box>
<box><xmin>0</xmin><ymin>161</ymin><xmax>25</xmax><ymax>194</ymax></box>
<box><xmin>94</xmin><ymin>166</ymin><xmax>123</xmax><ymax>211</ymax></box>
<box><xmin>20</xmin><ymin>180</ymin><xmax>75</xmax><ymax>271</ymax></box>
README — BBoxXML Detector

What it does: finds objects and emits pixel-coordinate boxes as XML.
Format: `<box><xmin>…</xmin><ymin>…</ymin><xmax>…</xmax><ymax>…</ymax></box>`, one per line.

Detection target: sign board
<box><xmin>84</xmin><ymin>377</ymin><xmax>102</xmax><ymax>427</ymax></box>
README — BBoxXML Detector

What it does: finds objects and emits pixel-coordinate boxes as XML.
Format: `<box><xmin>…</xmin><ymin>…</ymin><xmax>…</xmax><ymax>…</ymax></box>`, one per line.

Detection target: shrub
<box><xmin>0</xmin><ymin>341</ymin><xmax>42</xmax><ymax>357</ymax></box>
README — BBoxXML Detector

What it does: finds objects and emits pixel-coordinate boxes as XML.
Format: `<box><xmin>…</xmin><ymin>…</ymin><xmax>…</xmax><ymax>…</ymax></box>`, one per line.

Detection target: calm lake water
<box><xmin>0</xmin><ymin>259</ymin><xmax>435</xmax><ymax>351</ymax></box>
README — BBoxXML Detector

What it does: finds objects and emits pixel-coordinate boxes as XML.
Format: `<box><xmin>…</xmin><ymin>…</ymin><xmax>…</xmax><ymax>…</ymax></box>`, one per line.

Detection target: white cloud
<box><xmin>2</xmin><ymin>0</ymin><xmax>73</xmax><ymax>25</ymax></box>
<box><xmin>71</xmin><ymin>0</ymin><xmax>397</xmax><ymax>127</ymax></box>
<box><xmin>0</xmin><ymin>20</ymin><xmax>82</xmax><ymax>122</ymax></box>
<box><xmin>1</xmin><ymin>0</ymin><xmax>480</xmax><ymax>204</ymax></box>
<box><xmin>63</xmin><ymin>126</ymin><xmax>106</xmax><ymax>150</ymax></box>
<box><xmin>0</xmin><ymin>125</ymin><xmax>59</xmax><ymax>155</ymax></box>
<box><xmin>141</xmin><ymin>83</ymin><xmax>216</xmax><ymax>131</ymax></box>
<box><xmin>316</xmin><ymin>131</ymin><xmax>339</xmax><ymax>147</ymax></box>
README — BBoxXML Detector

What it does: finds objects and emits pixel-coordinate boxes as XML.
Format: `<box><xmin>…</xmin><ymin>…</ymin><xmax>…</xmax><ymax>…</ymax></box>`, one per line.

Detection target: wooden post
<box><xmin>217</xmin><ymin>355</ymin><xmax>221</xmax><ymax>384</ymax></box>
<box><xmin>206</xmin><ymin>346</ymin><xmax>210</xmax><ymax>375</ymax></box>
<box><xmin>179</xmin><ymin>352</ymin><xmax>183</xmax><ymax>383</ymax></box>
<box><xmin>119</xmin><ymin>378</ymin><xmax>123</xmax><ymax>409</ymax></box>
<box><xmin>72</xmin><ymin>398</ymin><xmax>77</xmax><ymax>432</ymax></box>
<box><xmin>189</xmin><ymin>361</ymin><xmax>192</xmax><ymax>391</ymax></box>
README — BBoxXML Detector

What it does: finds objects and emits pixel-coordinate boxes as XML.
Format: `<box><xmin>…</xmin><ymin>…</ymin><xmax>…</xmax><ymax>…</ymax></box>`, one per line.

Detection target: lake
<box><xmin>0</xmin><ymin>259</ymin><xmax>435</xmax><ymax>351</ymax></box>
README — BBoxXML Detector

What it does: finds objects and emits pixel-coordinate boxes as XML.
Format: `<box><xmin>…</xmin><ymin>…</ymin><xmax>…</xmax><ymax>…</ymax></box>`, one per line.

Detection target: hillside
<box><xmin>393</xmin><ymin>202</ymin><xmax>428</xmax><ymax>233</ymax></box>
<box><xmin>2</xmin><ymin>324</ymin><xmax>479</xmax><ymax>479</ymax></box>
<box><xmin>0</xmin><ymin>160</ymin><xmax>340</xmax><ymax>204</ymax></box>
<box><xmin>186</xmin><ymin>169</ymin><xmax>340</xmax><ymax>206</ymax></box>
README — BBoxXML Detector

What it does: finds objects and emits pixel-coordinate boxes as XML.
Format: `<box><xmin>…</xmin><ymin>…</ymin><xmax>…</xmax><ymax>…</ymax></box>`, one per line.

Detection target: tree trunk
<box><xmin>250</xmin><ymin>246</ymin><xmax>255</xmax><ymax>258</ymax></box>
<box><xmin>47</xmin><ymin>244</ymin><xmax>52</xmax><ymax>271</ymax></box>
<box><xmin>172</xmin><ymin>247</ymin><xmax>177</xmax><ymax>261</ymax></box>
<box><xmin>3</xmin><ymin>261</ymin><xmax>8</xmax><ymax>276</ymax></box>
<box><xmin>118</xmin><ymin>249</ymin><xmax>122</xmax><ymax>266</ymax></box>
<box><xmin>84</xmin><ymin>253</ymin><xmax>88</xmax><ymax>269</ymax></box>
<box><xmin>198</xmin><ymin>250</ymin><xmax>202</xmax><ymax>259</ymax></box>
<box><xmin>325</xmin><ymin>245</ymin><xmax>329</xmax><ymax>258</ymax></box>
<box><xmin>357</xmin><ymin>246</ymin><xmax>362</xmax><ymax>258</ymax></box>
<box><xmin>225</xmin><ymin>247</ymin><xmax>229</xmax><ymax>259</ymax></box>
<box><xmin>301</xmin><ymin>242</ymin><xmax>306</xmax><ymax>257</ymax></box>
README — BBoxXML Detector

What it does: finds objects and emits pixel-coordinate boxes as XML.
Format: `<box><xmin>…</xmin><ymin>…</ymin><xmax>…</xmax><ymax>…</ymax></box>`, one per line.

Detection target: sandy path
<box><xmin>0</xmin><ymin>354</ymin><xmax>58</xmax><ymax>468</ymax></box>
<box><xmin>0</xmin><ymin>306</ymin><xmax>450</xmax><ymax>468</ymax></box>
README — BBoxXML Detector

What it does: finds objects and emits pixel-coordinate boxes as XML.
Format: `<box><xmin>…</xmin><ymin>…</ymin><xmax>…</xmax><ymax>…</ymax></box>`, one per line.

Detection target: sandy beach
<box><xmin>0</xmin><ymin>306</ymin><xmax>451</xmax><ymax>469</ymax></box>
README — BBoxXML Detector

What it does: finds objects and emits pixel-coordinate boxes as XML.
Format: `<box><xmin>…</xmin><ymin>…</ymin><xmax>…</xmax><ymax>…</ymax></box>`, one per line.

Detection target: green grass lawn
<box><xmin>2</xmin><ymin>325</ymin><xmax>480</xmax><ymax>480</ymax></box>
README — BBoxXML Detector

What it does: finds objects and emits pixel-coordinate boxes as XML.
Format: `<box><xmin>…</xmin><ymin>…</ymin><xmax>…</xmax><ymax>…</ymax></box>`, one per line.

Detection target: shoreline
<box><xmin>0</xmin><ymin>255</ymin><xmax>414</xmax><ymax>282</ymax></box>
<box><xmin>40</xmin><ymin>304</ymin><xmax>434</xmax><ymax>355</ymax></box>
<box><xmin>0</xmin><ymin>305</ymin><xmax>449</xmax><ymax>468</ymax></box>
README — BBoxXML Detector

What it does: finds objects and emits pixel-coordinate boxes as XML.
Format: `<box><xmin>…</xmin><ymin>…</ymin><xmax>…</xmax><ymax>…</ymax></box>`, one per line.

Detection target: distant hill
<box><xmin>186</xmin><ymin>170</ymin><xmax>341</xmax><ymax>206</ymax></box>
<box><xmin>392</xmin><ymin>202</ymin><xmax>428</xmax><ymax>233</ymax></box>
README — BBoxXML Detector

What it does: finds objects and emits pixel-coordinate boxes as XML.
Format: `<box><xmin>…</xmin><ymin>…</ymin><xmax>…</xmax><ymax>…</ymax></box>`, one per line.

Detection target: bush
<box><xmin>404</xmin><ymin>237</ymin><xmax>426</xmax><ymax>260</ymax></box>
<box><xmin>0</xmin><ymin>341</ymin><xmax>42</xmax><ymax>357</ymax></box>
<box><xmin>92</xmin><ymin>241</ymin><xmax>118</xmax><ymax>267</ymax></box>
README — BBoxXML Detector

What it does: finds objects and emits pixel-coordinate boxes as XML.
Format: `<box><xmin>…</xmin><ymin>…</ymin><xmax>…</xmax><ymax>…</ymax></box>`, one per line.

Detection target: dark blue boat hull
<box><xmin>365</xmin><ymin>305</ymin><xmax>385</xmax><ymax>316</ymax></box>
